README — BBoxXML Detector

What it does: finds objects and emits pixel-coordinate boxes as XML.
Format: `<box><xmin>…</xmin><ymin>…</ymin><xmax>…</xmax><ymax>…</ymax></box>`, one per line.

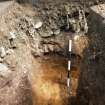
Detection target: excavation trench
<box><xmin>29</xmin><ymin>54</ymin><xmax>80</xmax><ymax>105</ymax></box>
<box><xmin>0</xmin><ymin>2</ymin><xmax>88</xmax><ymax>104</ymax></box>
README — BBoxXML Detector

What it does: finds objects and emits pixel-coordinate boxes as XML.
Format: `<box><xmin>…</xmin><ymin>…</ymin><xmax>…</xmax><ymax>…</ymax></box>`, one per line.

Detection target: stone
<box><xmin>73</xmin><ymin>34</ymin><xmax>89</xmax><ymax>56</ymax></box>
<box><xmin>0</xmin><ymin>58</ymin><xmax>3</xmax><ymax>63</ymax></box>
<box><xmin>48</xmin><ymin>44</ymin><xmax>54</xmax><ymax>52</ymax></box>
<box><xmin>29</xmin><ymin>27</ymin><xmax>35</xmax><ymax>34</ymax></box>
<box><xmin>53</xmin><ymin>29</ymin><xmax>60</xmax><ymax>35</ymax></box>
<box><xmin>6</xmin><ymin>49</ymin><xmax>14</xmax><ymax>55</ymax></box>
<box><xmin>90</xmin><ymin>4</ymin><xmax>105</xmax><ymax>18</ymax></box>
<box><xmin>0</xmin><ymin>47</ymin><xmax>6</xmax><ymax>58</ymax></box>
<box><xmin>39</xmin><ymin>30</ymin><xmax>53</xmax><ymax>37</ymax></box>
<box><xmin>0</xmin><ymin>63</ymin><xmax>10</xmax><ymax>78</ymax></box>
<box><xmin>69</xmin><ymin>18</ymin><xmax>76</xmax><ymax>24</ymax></box>
<box><xmin>89</xmin><ymin>4</ymin><xmax>105</xmax><ymax>36</ymax></box>
<box><xmin>34</xmin><ymin>21</ymin><xmax>43</xmax><ymax>29</ymax></box>
<box><xmin>9</xmin><ymin>31</ymin><xmax>16</xmax><ymax>40</ymax></box>
<box><xmin>44</xmin><ymin>45</ymin><xmax>49</xmax><ymax>53</ymax></box>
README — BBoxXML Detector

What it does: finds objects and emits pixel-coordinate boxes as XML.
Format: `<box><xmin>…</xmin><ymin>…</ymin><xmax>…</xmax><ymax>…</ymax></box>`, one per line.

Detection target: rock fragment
<box><xmin>9</xmin><ymin>31</ymin><xmax>17</xmax><ymax>49</ymax></box>
<box><xmin>6</xmin><ymin>49</ymin><xmax>14</xmax><ymax>55</ymax></box>
<box><xmin>14</xmin><ymin>2</ymin><xmax>88</xmax><ymax>56</ymax></box>
<box><xmin>34</xmin><ymin>21</ymin><xmax>43</xmax><ymax>29</ymax></box>
<box><xmin>0</xmin><ymin>47</ymin><xmax>6</xmax><ymax>58</ymax></box>
<box><xmin>53</xmin><ymin>29</ymin><xmax>60</xmax><ymax>35</ymax></box>
<box><xmin>0</xmin><ymin>63</ymin><xmax>10</xmax><ymax>78</ymax></box>
<box><xmin>9</xmin><ymin>32</ymin><xmax>16</xmax><ymax>40</ymax></box>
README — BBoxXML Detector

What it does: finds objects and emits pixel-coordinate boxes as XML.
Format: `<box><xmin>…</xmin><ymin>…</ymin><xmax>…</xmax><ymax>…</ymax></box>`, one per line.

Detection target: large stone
<box><xmin>89</xmin><ymin>4</ymin><xmax>105</xmax><ymax>34</ymax></box>
<box><xmin>0</xmin><ymin>63</ymin><xmax>10</xmax><ymax>78</ymax></box>
<box><xmin>91</xmin><ymin>4</ymin><xmax>105</xmax><ymax>19</ymax></box>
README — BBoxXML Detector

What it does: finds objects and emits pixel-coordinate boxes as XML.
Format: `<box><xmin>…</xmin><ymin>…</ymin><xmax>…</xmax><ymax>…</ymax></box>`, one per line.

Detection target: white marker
<box><xmin>68</xmin><ymin>60</ymin><xmax>71</xmax><ymax>71</ymax></box>
<box><xmin>69</xmin><ymin>40</ymin><xmax>72</xmax><ymax>52</ymax></box>
<box><xmin>67</xmin><ymin>78</ymin><xmax>70</xmax><ymax>88</ymax></box>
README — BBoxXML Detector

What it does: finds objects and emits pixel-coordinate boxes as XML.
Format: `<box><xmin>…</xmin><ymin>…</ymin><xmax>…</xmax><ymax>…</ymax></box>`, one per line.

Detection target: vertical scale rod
<box><xmin>67</xmin><ymin>40</ymin><xmax>72</xmax><ymax>88</ymax></box>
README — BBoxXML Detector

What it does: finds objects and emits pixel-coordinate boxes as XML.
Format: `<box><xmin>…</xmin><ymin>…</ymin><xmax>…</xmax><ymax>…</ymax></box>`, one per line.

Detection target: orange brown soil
<box><xmin>29</xmin><ymin>55</ymin><xmax>80</xmax><ymax>105</ymax></box>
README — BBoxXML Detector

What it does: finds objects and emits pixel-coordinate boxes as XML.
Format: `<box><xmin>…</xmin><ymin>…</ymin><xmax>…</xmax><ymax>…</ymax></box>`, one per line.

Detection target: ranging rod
<box><xmin>67</xmin><ymin>40</ymin><xmax>72</xmax><ymax>88</ymax></box>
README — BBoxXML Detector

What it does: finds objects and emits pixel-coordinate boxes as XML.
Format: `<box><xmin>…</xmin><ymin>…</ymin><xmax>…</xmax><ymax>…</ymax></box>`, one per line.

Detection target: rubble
<box><xmin>39</xmin><ymin>29</ymin><xmax>53</xmax><ymax>37</ymax></box>
<box><xmin>13</xmin><ymin>2</ymin><xmax>88</xmax><ymax>57</ymax></box>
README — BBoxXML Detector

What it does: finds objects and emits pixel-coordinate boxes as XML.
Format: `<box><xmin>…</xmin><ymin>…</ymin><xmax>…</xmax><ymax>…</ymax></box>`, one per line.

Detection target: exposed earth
<box><xmin>0</xmin><ymin>0</ymin><xmax>105</xmax><ymax>105</ymax></box>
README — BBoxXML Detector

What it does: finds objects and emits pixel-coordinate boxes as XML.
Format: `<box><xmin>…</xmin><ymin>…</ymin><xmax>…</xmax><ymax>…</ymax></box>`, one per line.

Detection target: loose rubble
<box><xmin>12</xmin><ymin>2</ymin><xmax>88</xmax><ymax>57</ymax></box>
